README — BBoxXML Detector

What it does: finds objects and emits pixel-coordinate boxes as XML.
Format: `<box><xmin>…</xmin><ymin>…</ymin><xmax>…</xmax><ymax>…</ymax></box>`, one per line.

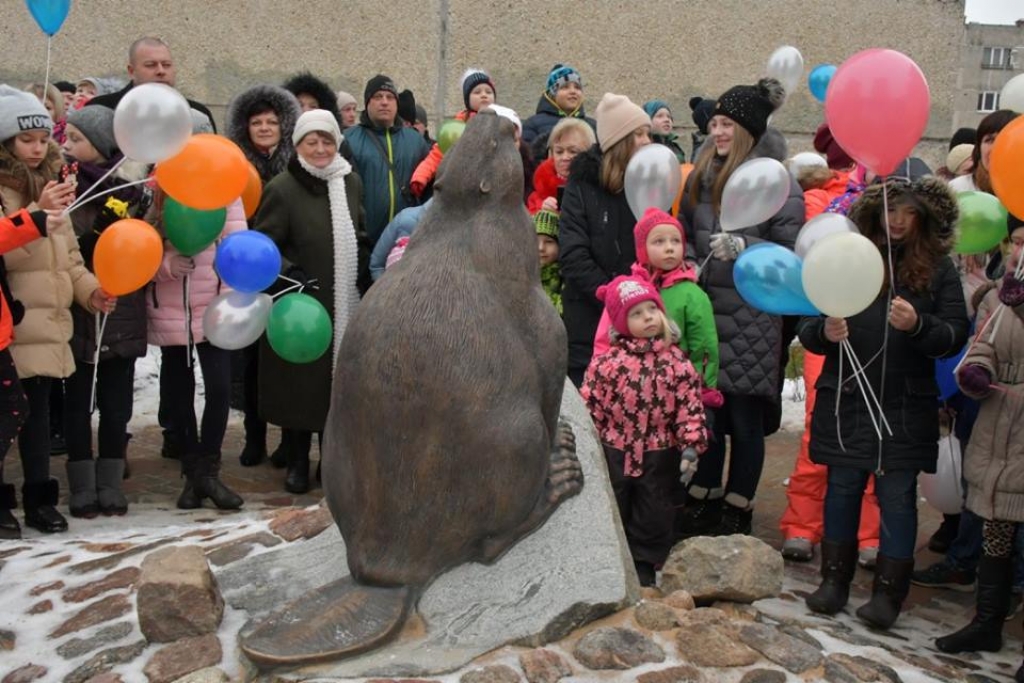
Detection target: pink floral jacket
<box><xmin>581</xmin><ymin>335</ymin><xmax>708</xmax><ymax>477</ymax></box>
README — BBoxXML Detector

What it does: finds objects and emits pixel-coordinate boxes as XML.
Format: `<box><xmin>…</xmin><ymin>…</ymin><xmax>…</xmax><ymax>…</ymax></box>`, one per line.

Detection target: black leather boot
<box><xmin>176</xmin><ymin>454</ymin><xmax>203</xmax><ymax>510</ymax></box>
<box><xmin>195</xmin><ymin>456</ymin><xmax>243</xmax><ymax>510</ymax></box>
<box><xmin>0</xmin><ymin>483</ymin><xmax>20</xmax><ymax>539</ymax></box>
<box><xmin>707</xmin><ymin>502</ymin><xmax>753</xmax><ymax>536</ymax></box>
<box><xmin>936</xmin><ymin>555</ymin><xmax>1012</xmax><ymax>653</ymax></box>
<box><xmin>675</xmin><ymin>496</ymin><xmax>723</xmax><ymax>540</ymax></box>
<box><xmin>806</xmin><ymin>539</ymin><xmax>859</xmax><ymax>615</ymax></box>
<box><xmin>856</xmin><ymin>554</ymin><xmax>915</xmax><ymax>629</ymax></box>
<box><xmin>23</xmin><ymin>479</ymin><xmax>68</xmax><ymax>533</ymax></box>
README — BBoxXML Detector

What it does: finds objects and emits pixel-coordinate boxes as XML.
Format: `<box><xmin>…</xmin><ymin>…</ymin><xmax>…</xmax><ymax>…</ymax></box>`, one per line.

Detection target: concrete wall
<box><xmin>953</xmin><ymin>22</ymin><xmax>1024</xmax><ymax>130</ymax></box>
<box><xmin>0</xmin><ymin>0</ymin><xmax>964</xmax><ymax>167</ymax></box>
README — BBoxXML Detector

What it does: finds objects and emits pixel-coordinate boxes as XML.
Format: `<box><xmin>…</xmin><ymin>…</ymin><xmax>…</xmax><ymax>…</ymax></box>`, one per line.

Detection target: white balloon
<box><xmin>787</xmin><ymin>152</ymin><xmax>827</xmax><ymax>179</ymax></box>
<box><xmin>203</xmin><ymin>291</ymin><xmax>273</xmax><ymax>351</ymax></box>
<box><xmin>794</xmin><ymin>212</ymin><xmax>858</xmax><ymax>259</ymax></box>
<box><xmin>766</xmin><ymin>45</ymin><xmax>804</xmax><ymax>97</ymax></box>
<box><xmin>624</xmin><ymin>144</ymin><xmax>683</xmax><ymax>218</ymax></box>
<box><xmin>919</xmin><ymin>434</ymin><xmax>964</xmax><ymax>515</ymax></box>
<box><xmin>1001</xmin><ymin>73</ymin><xmax>1024</xmax><ymax>114</ymax></box>
<box><xmin>113</xmin><ymin>83</ymin><xmax>193</xmax><ymax>164</ymax></box>
<box><xmin>720</xmin><ymin>157</ymin><xmax>791</xmax><ymax>232</ymax></box>
<box><xmin>801</xmin><ymin>232</ymin><xmax>883</xmax><ymax>317</ymax></box>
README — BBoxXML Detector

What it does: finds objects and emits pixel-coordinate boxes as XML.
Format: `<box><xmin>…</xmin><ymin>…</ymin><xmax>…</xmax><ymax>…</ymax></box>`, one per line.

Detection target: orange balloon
<box><xmin>990</xmin><ymin>116</ymin><xmax>1024</xmax><ymax>220</ymax></box>
<box><xmin>155</xmin><ymin>134</ymin><xmax>249</xmax><ymax>210</ymax></box>
<box><xmin>672</xmin><ymin>163</ymin><xmax>695</xmax><ymax>218</ymax></box>
<box><xmin>93</xmin><ymin>219</ymin><xmax>163</xmax><ymax>296</ymax></box>
<box><xmin>241</xmin><ymin>162</ymin><xmax>262</xmax><ymax>219</ymax></box>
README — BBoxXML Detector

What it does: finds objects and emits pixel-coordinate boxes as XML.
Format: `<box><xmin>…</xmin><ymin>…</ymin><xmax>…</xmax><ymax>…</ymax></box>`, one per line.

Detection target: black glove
<box><xmin>284</xmin><ymin>266</ymin><xmax>319</xmax><ymax>292</ymax></box>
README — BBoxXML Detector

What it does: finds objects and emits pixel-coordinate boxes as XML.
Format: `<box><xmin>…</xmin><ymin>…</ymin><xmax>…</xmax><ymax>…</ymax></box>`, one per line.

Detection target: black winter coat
<box><xmin>798</xmin><ymin>254</ymin><xmax>968</xmax><ymax>473</ymax></box>
<box><xmin>559</xmin><ymin>145</ymin><xmax>638</xmax><ymax>374</ymax></box>
<box><xmin>521</xmin><ymin>96</ymin><xmax>597</xmax><ymax>162</ymax></box>
<box><xmin>681</xmin><ymin>156</ymin><xmax>804</xmax><ymax>400</ymax></box>
<box><xmin>87</xmin><ymin>83</ymin><xmax>216</xmax><ymax>133</ymax></box>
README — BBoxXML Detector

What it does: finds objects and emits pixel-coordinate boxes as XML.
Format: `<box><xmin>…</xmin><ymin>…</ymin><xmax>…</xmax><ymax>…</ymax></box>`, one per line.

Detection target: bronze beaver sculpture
<box><xmin>240</xmin><ymin>109</ymin><xmax>583</xmax><ymax>667</ymax></box>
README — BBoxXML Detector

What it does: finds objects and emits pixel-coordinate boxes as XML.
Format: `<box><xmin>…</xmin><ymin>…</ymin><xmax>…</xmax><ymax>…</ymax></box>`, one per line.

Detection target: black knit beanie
<box><xmin>712</xmin><ymin>78</ymin><xmax>785</xmax><ymax>141</ymax></box>
<box><xmin>364</xmin><ymin>74</ymin><xmax>398</xmax><ymax>106</ymax></box>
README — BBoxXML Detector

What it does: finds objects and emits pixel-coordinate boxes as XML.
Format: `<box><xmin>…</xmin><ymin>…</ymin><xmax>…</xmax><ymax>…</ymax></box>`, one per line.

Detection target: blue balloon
<box><xmin>214</xmin><ymin>232</ymin><xmax>282</xmax><ymax>294</ymax></box>
<box><xmin>808</xmin><ymin>64</ymin><xmax>837</xmax><ymax>103</ymax></box>
<box><xmin>25</xmin><ymin>0</ymin><xmax>71</xmax><ymax>36</ymax></box>
<box><xmin>935</xmin><ymin>345</ymin><xmax>967</xmax><ymax>402</ymax></box>
<box><xmin>734</xmin><ymin>243</ymin><xmax>819</xmax><ymax>316</ymax></box>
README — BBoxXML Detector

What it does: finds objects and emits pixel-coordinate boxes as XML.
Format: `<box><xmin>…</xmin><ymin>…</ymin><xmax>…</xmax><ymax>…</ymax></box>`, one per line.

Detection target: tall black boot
<box><xmin>176</xmin><ymin>454</ymin><xmax>203</xmax><ymax>510</ymax></box>
<box><xmin>936</xmin><ymin>555</ymin><xmax>1012</xmax><ymax>653</ymax></box>
<box><xmin>856</xmin><ymin>554</ymin><xmax>915</xmax><ymax>629</ymax></box>
<box><xmin>0</xmin><ymin>483</ymin><xmax>20</xmax><ymax>539</ymax></box>
<box><xmin>284</xmin><ymin>432</ymin><xmax>311</xmax><ymax>495</ymax></box>
<box><xmin>806</xmin><ymin>539</ymin><xmax>859</xmax><ymax>615</ymax></box>
<box><xmin>23</xmin><ymin>479</ymin><xmax>68</xmax><ymax>533</ymax></box>
<box><xmin>195</xmin><ymin>455</ymin><xmax>243</xmax><ymax>510</ymax></box>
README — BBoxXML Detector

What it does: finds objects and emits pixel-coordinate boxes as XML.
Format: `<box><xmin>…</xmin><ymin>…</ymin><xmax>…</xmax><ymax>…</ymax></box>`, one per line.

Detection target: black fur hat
<box><xmin>849</xmin><ymin>176</ymin><xmax>959</xmax><ymax>241</ymax></box>
<box><xmin>226</xmin><ymin>84</ymin><xmax>302</xmax><ymax>183</ymax></box>
<box><xmin>282</xmin><ymin>72</ymin><xmax>340</xmax><ymax>124</ymax></box>
<box><xmin>712</xmin><ymin>78</ymin><xmax>785</xmax><ymax>140</ymax></box>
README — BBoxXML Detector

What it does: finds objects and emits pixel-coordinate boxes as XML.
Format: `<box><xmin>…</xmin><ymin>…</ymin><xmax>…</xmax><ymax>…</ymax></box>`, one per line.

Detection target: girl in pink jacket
<box><xmin>581</xmin><ymin>273</ymin><xmax>708</xmax><ymax>586</ymax></box>
<box><xmin>147</xmin><ymin>195</ymin><xmax>246</xmax><ymax>512</ymax></box>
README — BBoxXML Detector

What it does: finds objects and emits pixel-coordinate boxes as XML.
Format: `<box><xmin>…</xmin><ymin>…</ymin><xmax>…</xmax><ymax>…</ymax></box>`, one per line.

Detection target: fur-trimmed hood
<box><xmin>848</xmin><ymin>176</ymin><xmax>958</xmax><ymax>244</ymax></box>
<box><xmin>282</xmin><ymin>72</ymin><xmax>340</xmax><ymax>123</ymax></box>
<box><xmin>567</xmin><ymin>143</ymin><xmax>602</xmax><ymax>187</ymax></box>
<box><xmin>226</xmin><ymin>85</ymin><xmax>302</xmax><ymax>184</ymax></box>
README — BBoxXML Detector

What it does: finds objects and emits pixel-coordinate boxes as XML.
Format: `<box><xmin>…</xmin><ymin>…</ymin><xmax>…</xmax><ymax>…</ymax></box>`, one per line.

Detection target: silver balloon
<box><xmin>624</xmin><ymin>144</ymin><xmax>683</xmax><ymax>219</ymax></box>
<box><xmin>203</xmin><ymin>291</ymin><xmax>273</xmax><ymax>351</ymax></box>
<box><xmin>787</xmin><ymin>152</ymin><xmax>827</xmax><ymax>179</ymax></box>
<box><xmin>766</xmin><ymin>45</ymin><xmax>804</xmax><ymax>97</ymax></box>
<box><xmin>720</xmin><ymin>157</ymin><xmax>792</xmax><ymax>232</ymax></box>
<box><xmin>113</xmin><ymin>83</ymin><xmax>193</xmax><ymax>164</ymax></box>
<box><xmin>795</xmin><ymin>213</ymin><xmax>858</xmax><ymax>259</ymax></box>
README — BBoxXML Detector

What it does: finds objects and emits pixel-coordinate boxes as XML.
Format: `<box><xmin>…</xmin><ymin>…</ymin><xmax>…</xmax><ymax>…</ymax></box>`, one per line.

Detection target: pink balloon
<box><xmin>824</xmin><ymin>49</ymin><xmax>930</xmax><ymax>177</ymax></box>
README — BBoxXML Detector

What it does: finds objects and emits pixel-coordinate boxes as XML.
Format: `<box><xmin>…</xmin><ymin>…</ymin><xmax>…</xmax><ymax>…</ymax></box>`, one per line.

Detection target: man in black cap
<box><xmin>344</xmin><ymin>75</ymin><xmax>430</xmax><ymax>245</ymax></box>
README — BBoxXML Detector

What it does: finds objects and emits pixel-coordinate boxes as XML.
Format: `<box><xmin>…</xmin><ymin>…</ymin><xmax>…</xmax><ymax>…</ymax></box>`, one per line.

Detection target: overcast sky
<box><xmin>965</xmin><ymin>0</ymin><xmax>1022</xmax><ymax>24</ymax></box>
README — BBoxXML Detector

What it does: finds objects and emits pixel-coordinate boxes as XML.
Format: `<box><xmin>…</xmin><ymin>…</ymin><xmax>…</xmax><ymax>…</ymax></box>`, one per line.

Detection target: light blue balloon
<box><xmin>808</xmin><ymin>64</ymin><xmax>837</xmax><ymax>103</ymax></box>
<box><xmin>734</xmin><ymin>243</ymin><xmax>819</xmax><ymax>316</ymax></box>
<box><xmin>25</xmin><ymin>0</ymin><xmax>71</xmax><ymax>36</ymax></box>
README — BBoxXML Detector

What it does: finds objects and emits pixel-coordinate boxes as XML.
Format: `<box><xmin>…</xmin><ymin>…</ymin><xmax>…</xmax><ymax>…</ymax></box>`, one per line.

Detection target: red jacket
<box><xmin>526</xmin><ymin>158</ymin><xmax>566</xmax><ymax>214</ymax></box>
<box><xmin>0</xmin><ymin>209</ymin><xmax>46</xmax><ymax>351</ymax></box>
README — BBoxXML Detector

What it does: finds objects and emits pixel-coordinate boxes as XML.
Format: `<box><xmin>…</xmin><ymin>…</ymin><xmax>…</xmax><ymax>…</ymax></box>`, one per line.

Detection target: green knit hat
<box><xmin>534</xmin><ymin>210</ymin><xmax>559</xmax><ymax>240</ymax></box>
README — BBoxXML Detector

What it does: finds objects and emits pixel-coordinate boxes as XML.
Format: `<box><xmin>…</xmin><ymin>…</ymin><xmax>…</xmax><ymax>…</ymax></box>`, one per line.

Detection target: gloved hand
<box><xmin>679</xmin><ymin>447</ymin><xmax>699</xmax><ymax>485</ymax></box>
<box><xmin>957</xmin><ymin>364</ymin><xmax>993</xmax><ymax>399</ymax></box>
<box><xmin>167</xmin><ymin>254</ymin><xmax>194</xmax><ymax>279</ymax></box>
<box><xmin>709</xmin><ymin>233</ymin><xmax>745</xmax><ymax>261</ymax></box>
<box><xmin>999</xmin><ymin>273</ymin><xmax>1024</xmax><ymax>308</ymax></box>
<box><xmin>285</xmin><ymin>266</ymin><xmax>319</xmax><ymax>292</ymax></box>
<box><xmin>701</xmin><ymin>387</ymin><xmax>724</xmax><ymax>409</ymax></box>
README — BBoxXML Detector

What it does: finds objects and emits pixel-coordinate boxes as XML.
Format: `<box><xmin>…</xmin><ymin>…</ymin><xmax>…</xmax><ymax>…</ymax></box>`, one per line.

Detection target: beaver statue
<box><xmin>240</xmin><ymin>109</ymin><xmax>583</xmax><ymax>666</ymax></box>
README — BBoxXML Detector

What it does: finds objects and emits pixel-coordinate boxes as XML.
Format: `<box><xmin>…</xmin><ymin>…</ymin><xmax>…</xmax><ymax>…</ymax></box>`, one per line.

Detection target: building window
<box><xmin>978</xmin><ymin>91</ymin><xmax>1000</xmax><ymax>112</ymax></box>
<box><xmin>982</xmin><ymin>46</ymin><xmax>1012</xmax><ymax>69</ymax></box>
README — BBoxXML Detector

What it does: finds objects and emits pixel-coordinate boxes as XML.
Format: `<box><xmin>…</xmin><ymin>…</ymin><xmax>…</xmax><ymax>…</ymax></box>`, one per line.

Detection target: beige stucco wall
<box><xmin>1</xmin><ymin>0</ymin><xmax>963</xmax><ymax>165</ymax></box>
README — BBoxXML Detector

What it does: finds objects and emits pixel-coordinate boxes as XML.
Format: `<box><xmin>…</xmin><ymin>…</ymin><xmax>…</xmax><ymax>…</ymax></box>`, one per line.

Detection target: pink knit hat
<box><xmin>634</xmin><ymin>207</ymin><xmax>684</xmax><ymax>265</ymax></box>
<box><xmin>596</xmin><ymin>274</ymin><xmax>665</xmax><ymax>336</ymax></box>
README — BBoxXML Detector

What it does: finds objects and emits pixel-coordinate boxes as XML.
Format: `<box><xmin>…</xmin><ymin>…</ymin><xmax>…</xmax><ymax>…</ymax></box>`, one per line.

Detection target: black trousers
<box><xmin>605</xmin><ymin>445</ymin><xmax>681</xmax><ymax>566</ymax></box>
<box><xmin>0</xmin><ymin>349</ymin><xmax>28</xmax><ymax>483</ymax></box>
<box><xmin>17</xmin><ymin>376</ymin><xmax>54</xmax><ymax>483</ymax></box>
<box><xmin>64</xmin><ymin>356</ymin><xmax>135</xmax><ymax>461</ymax></box>
<box><xmin>159</xmin><ymin>343</ymin><xmax>231</xmax><ymax>458</ymax></box>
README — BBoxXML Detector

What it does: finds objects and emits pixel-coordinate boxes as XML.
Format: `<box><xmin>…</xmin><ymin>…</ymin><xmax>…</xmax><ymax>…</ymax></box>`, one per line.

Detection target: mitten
<box><xmin>709</xmin><ymin>233</ymin><xmax>745</xmax><ymax>261</ymax></box>
<box><xmin>998</xmin><ymin>273</ymin><xmax>1024</xmax><ymax>308</ymax></box>
<box><xmin>285</xmin><ymin>266</ymin><xmax>319</xmax><ymax>292</ymax></box>
<box><xmin>957</xmin><ymin>364</ymin><xmax>993</xmax><ymax>399</ymax></box>
<box><xmin>679</xmin><ymin>447</ymin><xmax>699</xmax><ymax>485</ymax></box>
<box><xmin>701</xmin><ymin>387</ymin><xmax>725</xmax><ymax>409</ymax></box>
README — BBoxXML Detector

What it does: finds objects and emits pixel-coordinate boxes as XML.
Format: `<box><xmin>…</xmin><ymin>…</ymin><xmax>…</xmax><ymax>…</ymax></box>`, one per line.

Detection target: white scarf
<box><xmin>298</xmin><ymin>154</ymin><xmax>359</xmax><ymax>374</ymax></box>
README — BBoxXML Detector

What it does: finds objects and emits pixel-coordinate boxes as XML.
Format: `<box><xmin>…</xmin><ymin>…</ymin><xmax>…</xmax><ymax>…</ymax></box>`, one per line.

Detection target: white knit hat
<box><xmin>594</xmin><ymin>93</ymin><xmax>650</xmax><ymax>152</ymax></box>
<box><xmin>0</xmin><ymin>84</ymin><xmax>53</xmax><ymax>143</ymax></box>
<box><xmin>292</xmin><ymin>108</ymin><xmax>342</xmax><ymax>146</ymax></box>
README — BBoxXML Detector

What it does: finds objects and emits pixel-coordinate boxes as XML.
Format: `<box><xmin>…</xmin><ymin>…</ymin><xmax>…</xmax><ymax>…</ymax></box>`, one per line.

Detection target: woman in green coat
<box><xmin>253</xmin><ymin>109</ymin><xmax>371</xmax><ymax>494</ymax></box>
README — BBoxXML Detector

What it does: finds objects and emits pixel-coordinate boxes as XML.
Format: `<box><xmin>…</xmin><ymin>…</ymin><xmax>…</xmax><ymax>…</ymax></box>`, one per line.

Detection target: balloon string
<box><xmin>63</xmin><ymin>156</ymin><xmax>126</xmax><ymax>215</ymax></box>
<box><xmin>841</xmin><ymin>340</ymin><xmax>885</xmax><ymax>441</ymax></box>
<box><xmin>184</xmin><ymin>275</ymin><xmax>193</xmax><ymax>369</ymax></box>
<box><xmin>842</xmin><ymin>338</ymin><xmax>893</xmax><ymax>437</ymax></box>
<box><xmin>89</xmin><ymin>311</ymin><xmax>108</xmax><ymax>414</ymax></box>
<box><xmin>835</xmin><ymin>339</ymin><xmax>846</xmax><ymax>453</ymax></box>
<box><xmin>271</xmin><ymin>275</ymin><xmax>314</xmax><ymax>299</ymax></box>
<box><xmin>43</xmin><ymin>37</ymin><xmax>52</xmax><ymax>106</ymax></box>
<box><xmin>64</xmin><ymin>169</ymin><xmax>143</xmax><ymax>216</ymax></box>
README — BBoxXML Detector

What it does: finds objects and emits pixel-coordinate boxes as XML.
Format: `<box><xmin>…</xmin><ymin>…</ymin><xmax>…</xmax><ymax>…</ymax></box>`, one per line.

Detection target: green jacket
<box><xmin>661</xmin><ymin>279</ymin><xmax>718</xmax><ymax>388</ymax></box>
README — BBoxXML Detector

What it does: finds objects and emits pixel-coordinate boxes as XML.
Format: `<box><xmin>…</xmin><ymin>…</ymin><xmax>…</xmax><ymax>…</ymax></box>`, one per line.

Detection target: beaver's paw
<box><xmin>547</xmin><ymin>425</ymin><xmax>583</xmax><ymax>504</ymax></box>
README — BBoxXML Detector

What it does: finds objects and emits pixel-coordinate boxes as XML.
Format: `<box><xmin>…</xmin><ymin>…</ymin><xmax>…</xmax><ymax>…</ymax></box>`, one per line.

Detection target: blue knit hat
<box><xmin>546</xmin><ymin>65</ymin><xmax>582</xmax><ymax>98</ymax></box>
<box><xmin>642</xmin><ymin>100</ymin><xmax>671</xmax><ymax>120</ymax></box>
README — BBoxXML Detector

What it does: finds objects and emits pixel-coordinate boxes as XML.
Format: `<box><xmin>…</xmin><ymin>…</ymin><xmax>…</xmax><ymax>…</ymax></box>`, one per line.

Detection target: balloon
<box><xmin>156</xmin><ymin>134</ymin><xmax>250</xmax><ymax>210</ymax></box>
<box><xmin>989</xmin><ymin>116</ymin><xmax>1024</xmax><ymax>219</ymax></box>
<box><xmin>794</xmin><ymin>212</ymin><xmax>858</xmax><ymax>259</ymax></box>
<box><xmin>807</xmin><ymin>64</ymin><xmax>837</xmax><ymax>103</ymax></box>
<box><xmin>437</xmin><ymin>120</ymin><xmax>466</xmax><ymax>153</ymax></box>
<box><xmin>266</xmin><ymin>293</ymin><xmax>333</xmax><ymax>364</ymax></box>
<box><xmin>25</xmin><ymin>0</ymin><xmax>70</xmax><ymax>36</ymax></box>
<box><xmin>733</xmin><ymin>243</ymin><xmax>819</xmax><ymax>316</ymax></box>
<box><xmin>624</xmin><ymin>144</ymin><xmax>683</xmax><ymax>218</ymax></box>
<box><xmin>113</xmin><ymin>83</ymin><xmax>193</xmax><ymax>164</ymax></box>
<box><xmin>163</xmin><ymin>196</ymin><xmax>226</xmax><ymax>257</ymax></box>
<box><xmin>241</xmin><ymin>162</ymin><xmax>262</xmax><ymax>219</ymax></box>
<box><xmin>825</xmin><ymin>49</ymin><xmax>930</xmax><ymax>177</ymax></box>
<box><xmin>919</xmin><ymin>435</ymin><xmax>964</xmax><ymax>515</ymax></box>
<box><xmin>935</xmin><ymin>345</ymin><xmax>967</xmax><ymax>402</ymax></box>
<box><xmin>672</xmin><ymin>163</ymin><xmax>695</xmax><ymax>217</ymax></box>
<box><xmin>1001</xmin><ymin>73</ymin><xmax>1024</xmax><ymax>114</ymax></box>
<box><xmin>954</xmin><ymin>191</ymin><xmax>1009</xmax><ymax>255</ymax></box>
<box><xmin>203</xmin><ymin>291</ymin><xmax>273</xmax><ymax>351</ymax></box>
<box><xmin>720</xmin><ymin>157</ymin><xmax>791</xmax><ymax>232</ymax></box>
<box><xmin>787</xmin><ymin>152</ymin><xmax>827</xmax><ymax>179</ymax></box>
<box><xmin>766</xmin><ymin>46</ymin><xmax>804</xmax><ymax>96</ymax></box>
<box><xmin>93</xmin><ymin>219</ymin><xmax>163</xmax><ymax>296</ymax></box>
<box><xmin>214</xmin><ymin>231</ymin><xmax>281</xmax><ymax>293</ymax></box>
<box><xmin>801</xmin><ymin>232</ymin><xmax>884</xmax><ymax>318</ymax></box>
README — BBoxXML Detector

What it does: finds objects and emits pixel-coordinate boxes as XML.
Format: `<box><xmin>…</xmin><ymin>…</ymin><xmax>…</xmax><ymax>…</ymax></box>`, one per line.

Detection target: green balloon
<box><xmin>437</xmin><ymin>120</ymin><xmax>466</xmax><ymax>154</ymax></box>
<box><xmin>266</xmin><ymin>293</ymin><xmax>332</xmax><ymax>364</ymax></box>
<box><xmin>955</xmin><ymin>191</ymin><xmax>1008</xmax><ymax>255</ymax></box>
<box><xmin>163</xmin><ymin>196</ymin><xmax>227</xmax><ymax>257</ymax></box>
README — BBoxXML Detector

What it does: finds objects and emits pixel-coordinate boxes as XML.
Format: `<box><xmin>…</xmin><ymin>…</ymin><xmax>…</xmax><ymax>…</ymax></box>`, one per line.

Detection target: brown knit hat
<box><xmin>813</xmin><ymin>123</ymin><xmax>854</xmax><ymax>170</ymax></box>
<box><xmin>595</xmin><ymin>93</ymin><xmax>651</xmax><ymax>152</ymax></box>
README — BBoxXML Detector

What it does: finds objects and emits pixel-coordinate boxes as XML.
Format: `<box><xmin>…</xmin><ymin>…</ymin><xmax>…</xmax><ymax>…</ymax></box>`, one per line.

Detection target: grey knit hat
<box><xmin>66</xmin><ymin>106</ymin><xmax>118</xmax><ymax>159</ymax></box>
<box><xmin>0</xmin><ymin>84</ymin><xmax>52</xmax><ymax>142</ymax></box>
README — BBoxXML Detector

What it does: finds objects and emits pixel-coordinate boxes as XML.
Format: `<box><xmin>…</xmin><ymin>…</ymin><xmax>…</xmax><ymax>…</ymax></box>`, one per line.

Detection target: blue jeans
<box><xmin>825</xmin><ymin>466</ymin><xmax>918</xmax><ymax>560</ymax></box>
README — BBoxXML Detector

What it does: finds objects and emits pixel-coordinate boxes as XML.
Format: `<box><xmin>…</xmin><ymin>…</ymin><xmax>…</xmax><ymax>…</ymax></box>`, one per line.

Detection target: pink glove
<box><xmin>999</xmin><ymin>273</ymin><xmax>1024</xmax><ymax>308</ymax></box>
<box><xmin>957</xmin><ymin>364</ymin><xmax>993</xmax><ymax>399</ymax></box>
<box><xmin>701</xmin><ymin>387</ymin><xmax>725</xmax><ymax>409</ymax></box>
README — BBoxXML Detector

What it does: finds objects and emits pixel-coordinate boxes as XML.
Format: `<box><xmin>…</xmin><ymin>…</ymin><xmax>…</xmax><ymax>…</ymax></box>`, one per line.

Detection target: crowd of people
<box><xmin>0</xmin><ymin>33</ymin><xmax>1023</xmax><ymax>672</ymax></box>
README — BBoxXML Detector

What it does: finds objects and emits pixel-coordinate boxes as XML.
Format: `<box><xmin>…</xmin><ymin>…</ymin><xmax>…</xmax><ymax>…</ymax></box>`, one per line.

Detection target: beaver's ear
<box><xmin>479</xmin><ymin>179</ymin><xmax>491</xmax><ymax>194</ymax></box>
